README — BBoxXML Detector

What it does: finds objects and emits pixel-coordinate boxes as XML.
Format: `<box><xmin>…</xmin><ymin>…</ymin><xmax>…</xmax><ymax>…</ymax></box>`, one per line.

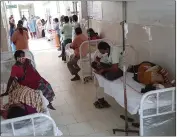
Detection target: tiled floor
<box><xmin>30</xmin><ymin>39</ymin><xmax>139</xmax><ymax>136</ymax></box>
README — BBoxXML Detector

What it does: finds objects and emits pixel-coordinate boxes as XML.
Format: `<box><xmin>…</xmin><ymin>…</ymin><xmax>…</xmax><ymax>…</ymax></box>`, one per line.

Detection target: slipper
<box><xmin>94</xmin><ymin>101</ymin><xmax>104</xmax><ymax>109</ymax></box>
<box><xmin>47</xmin><ymin>104</ymin><xmax>56</xmax><ymax>110</ymax></box>
<box><xmin>98</xmin><ymin>98</ymin><xmax>111</xmax><ymax>108</ymax></box>
<box><xmin>132</xmin><ymin>123</ymin><xmax>140</xmax><ymax>128</ymax></box>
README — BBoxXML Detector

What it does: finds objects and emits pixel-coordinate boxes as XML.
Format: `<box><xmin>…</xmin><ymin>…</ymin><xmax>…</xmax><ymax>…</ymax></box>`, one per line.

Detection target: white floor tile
<box><xmin>54</xmin><ymin>114</ymin><xmax>77</xmax><ymax>125</ymax></box>
<box><xmin>89</xmin><ymin>130</ymin><xmax>111</xmax><ymax>136</ymax></box>
<box><xmin>57</xmin><ymin>125</ymin><xmax>70</xmax><ymax>136</ymax></box>
<box><xmin>89</xmin><ymin>118</ymin><xmax>118</xmax><ymax>132</ymax></box>
<box><xmin>67</xmin><ymin>122</ymin><xmax>95</xmax><ymax>136</ymax></box>
<box><xmin>31</xmin><ymin>41</ymin><xmax>132</xmax><ymax>136</ymax></box>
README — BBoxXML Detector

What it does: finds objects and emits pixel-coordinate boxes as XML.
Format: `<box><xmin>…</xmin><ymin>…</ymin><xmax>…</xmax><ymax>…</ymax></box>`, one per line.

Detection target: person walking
<box><xmin>28</xmin><ymin>15</ymin><xmax>36</xmax><ymax>39</ymax></box>
<box><xmin>11</xmin><ymin>23</ymin><xmax>29</xmax><ymax>50</ymax></box>
<box><xmin>9</xmin><ymin>23</ymin><xmax>16</xmax><ymax>52</ymax></box>
<box><xmin>53</xmin><ymin>18</ymin><xmax>61</xmax><ymax>49</ymax></box>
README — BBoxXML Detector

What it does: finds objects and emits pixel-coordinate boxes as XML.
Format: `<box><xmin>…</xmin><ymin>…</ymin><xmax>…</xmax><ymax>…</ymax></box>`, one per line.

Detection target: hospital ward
<box><xmin>0</xmin><ymin>0</ymin><xmax>176</xmax><ymax>136</ymax></box>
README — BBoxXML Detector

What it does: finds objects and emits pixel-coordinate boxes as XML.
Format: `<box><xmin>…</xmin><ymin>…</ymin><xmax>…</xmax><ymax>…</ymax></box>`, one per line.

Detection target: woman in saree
<box><xmin>36</xmin><ymin>18</ymin><xmax>43</xmax><ymax>38</ymax></box>
<box><xmin>1</xmin><ymin>50</ymin><xmax>56</xmax><ymax>110</ymax></box>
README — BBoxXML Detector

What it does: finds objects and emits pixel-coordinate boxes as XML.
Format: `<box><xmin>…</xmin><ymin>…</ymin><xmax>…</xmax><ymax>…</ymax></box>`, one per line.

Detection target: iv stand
<box><xmin>112</xmin><ymin>1</ymin><xmax>139</xmax><ymax>136</ymax></box>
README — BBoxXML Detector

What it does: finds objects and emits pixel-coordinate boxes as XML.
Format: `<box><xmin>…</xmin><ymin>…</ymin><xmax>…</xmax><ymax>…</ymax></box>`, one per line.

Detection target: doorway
<box><xmin>20</xmin><ymin>9</ymin><xmax>30</xmax><ymax>20</ymax></box>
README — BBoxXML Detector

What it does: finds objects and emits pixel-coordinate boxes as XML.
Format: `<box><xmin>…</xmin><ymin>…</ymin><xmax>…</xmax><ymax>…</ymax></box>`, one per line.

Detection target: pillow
<box><xmin>146</xmin><ymin>65</ymin><xmax>159</xmax><ymax>72</ymax></box>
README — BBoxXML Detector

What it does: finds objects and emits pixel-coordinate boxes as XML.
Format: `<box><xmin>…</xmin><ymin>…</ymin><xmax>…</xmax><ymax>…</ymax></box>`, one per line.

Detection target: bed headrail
<box><xmin>1</xmin><ymin>113</ymin><xmax>59</xmax><ymax>136</ymax></box>
<box><xmin>139</xmin><ymin>87</ymin><xmax>176</xmax><ymax>136</ymax></box>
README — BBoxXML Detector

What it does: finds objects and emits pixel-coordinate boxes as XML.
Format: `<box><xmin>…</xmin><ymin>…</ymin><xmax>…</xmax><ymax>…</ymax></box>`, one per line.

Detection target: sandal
<box><xmin>98</xmin><ymin>98</ymin><xmax>111</xmax><ymax>108</ymax></box>
<box><xmin>94</xmin><ymin>101</ymin><xmax>104</xmax><ymax>109</ymax></box>
<box><xmin>132</xmin><ymin>123</ymin><xmax>140</xmax><ymax>128</ymax></box>
<box><xmin>47</xmin><ymin>103</ymin><xmax>56</xmax><ymax>110</ymax></box>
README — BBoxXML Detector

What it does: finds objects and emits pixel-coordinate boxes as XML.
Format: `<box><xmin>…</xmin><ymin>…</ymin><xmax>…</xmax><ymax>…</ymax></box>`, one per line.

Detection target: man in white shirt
<box><xmin>59</xmin><ymin>16</ymin><xmax>72</xmax><ymax>61</ymax></box>
<box><xmin>92</xmin><ymin>41</ymin><xmax>123</xmax><ymax>81</ymax></box>
<box><xmin>92</xmin><ymin>41</ymin><xmax>123</xmax><ymax>109</ymax></box>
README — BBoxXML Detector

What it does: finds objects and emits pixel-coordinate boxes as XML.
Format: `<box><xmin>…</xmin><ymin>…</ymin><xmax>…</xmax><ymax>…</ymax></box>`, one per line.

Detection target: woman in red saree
<box><xmin>1</xmin><ymin>50</ymin><xmax>55</xmax><ymax>110</ymax></box>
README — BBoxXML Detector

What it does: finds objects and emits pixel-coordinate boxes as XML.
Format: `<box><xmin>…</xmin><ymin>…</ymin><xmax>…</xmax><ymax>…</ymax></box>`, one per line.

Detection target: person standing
<box><xmin>60</xmin><ymin>16</ymin><xmax>72</xmax><ymax>61</ymax></box>
<box><xmin>36</xmin><ymin>17</ymin><xmax>43</xmax><ymax>38</ymax></box>
<box><xmin>9</xmin><ymin>23</ymin><xmax>16</xmax><ymax>52</ymax></box>
<box><xmin>11</xmin><ymin>23</ymin><xmax>29</xmax><ymax>50</ymax></box>
<box><xmin>58</xmin><ymin>15</ymin><xmax>65</xmax><ymax>51</ymax></box>
<box><xmin>41</xmin><ymin>19</ymin><xmax>46</xmax><ymax>37</ymax></box>
<box><xmin>72</xmin><ymin>15</ymin><xmax>80</xmax><ymax>41</ymax></box>
<box><xmin>67</xmin><ymin>27</ymin><xmax>88</xmax><ymax>81</ymax></box>
<box><xmin>45</xmin><ymin>16</ymin><xmax>52</xmax><ymax>41</ymax></box>
<box><xmin>9</xmin><ymin>15</ymin><xmax>15</xmax><ymax>25</ymax></box>
<box><xmin>22</xmin><ymin>17</ymin><xmax>28</xmax><ymax>30</ymax></box>
<box><xmin>17</xmin><ymin>20</ymin><xmax>28</xmax><ymax>32</ymax></box>
<box><xmin>53</xmin><ymin>18</ymin><xmax>61</xmax><ymax>49</ymax></box>
<box><xmin>28</xmin><ymin>15</ymin><xmax>36</xmax><ymax>39</ymax></box>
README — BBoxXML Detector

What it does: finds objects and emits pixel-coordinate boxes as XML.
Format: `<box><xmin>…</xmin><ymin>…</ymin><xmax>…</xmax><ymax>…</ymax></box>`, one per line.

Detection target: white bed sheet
<box><xmin>95</xmin><ymin>73</ymin><xmax>173</xmax><ymax>115</ymax></box>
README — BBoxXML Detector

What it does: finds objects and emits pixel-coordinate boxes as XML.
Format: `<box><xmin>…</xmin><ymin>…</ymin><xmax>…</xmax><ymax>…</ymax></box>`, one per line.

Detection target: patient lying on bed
<box><xmin>128</xmin><ymin>61</ymin><xmax>175</xmax><ymax>93</ymax></box>
<box><xmin>0</xmin><ymin>80</ymin><xmax>44</xmax><ymax>120</ymax></box>
<box><xmin>91</xmin><ymin>41</ymin><xmax>123</xmax><ymax>81</ymax></box>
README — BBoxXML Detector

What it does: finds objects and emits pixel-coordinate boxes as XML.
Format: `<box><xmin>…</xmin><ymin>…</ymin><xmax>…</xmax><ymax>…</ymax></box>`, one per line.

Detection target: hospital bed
<box><xmin>0</xmin><ymin>52</ymin><xmax>62</xmax><ymax>136</ymax></box>
<box><xmin>94</xmin><ymin>45</ymin><xmax>176</xmax><ymax>136</ymax></box>
<box><xmin>65</xmin><ymin>38</ymin><xmax>114</xmax><ymax>83</ymax></box>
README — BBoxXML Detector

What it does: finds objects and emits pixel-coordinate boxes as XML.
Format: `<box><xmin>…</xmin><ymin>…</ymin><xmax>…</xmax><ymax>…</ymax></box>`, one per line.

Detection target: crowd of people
<box><xmin>9</xmin><ymin>15</ymin><xmax>47</xmax><ymax>52</ymax></box>
<box><xmin>1</xmin><ymin>13</ymin><xmax>102</xmax><ymax>120</ymax></box>
<box><xmin>1</xmin><ymin>13</ymin><xmax>175</xmax><ymax>121</ymax></box>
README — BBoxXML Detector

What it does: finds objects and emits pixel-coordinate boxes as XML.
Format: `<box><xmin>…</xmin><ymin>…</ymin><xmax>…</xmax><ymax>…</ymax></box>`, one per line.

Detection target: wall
<box><xmin>89</xmin><ymin>0</ymin><xmax>175</xmax><ymax>77</ymax></box>
<box><xmin>1</xmin><ymin>2</ymin><xmax>10</xmax><ymax>52</ymax></box>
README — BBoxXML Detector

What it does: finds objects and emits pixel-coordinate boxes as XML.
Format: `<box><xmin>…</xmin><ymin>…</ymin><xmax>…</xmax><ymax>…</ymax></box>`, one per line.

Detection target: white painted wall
<box><xmin>89</xmin><ymin>0</ymin><xmax>175</xmax><ymax>77</ymax></box>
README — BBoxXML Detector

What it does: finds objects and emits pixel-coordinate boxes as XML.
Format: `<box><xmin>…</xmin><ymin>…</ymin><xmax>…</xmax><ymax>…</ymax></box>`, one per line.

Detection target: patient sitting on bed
<box><xmin>92</xmin><ymin>41</ymin><xmax>123</xmax><ymax>81</ymax></box>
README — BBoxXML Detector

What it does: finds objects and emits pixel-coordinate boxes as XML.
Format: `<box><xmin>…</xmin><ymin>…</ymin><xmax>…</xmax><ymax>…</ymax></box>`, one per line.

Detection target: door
<box><xmin>20</xmin><ymin>9</ymin><xmax>30</xmax><ymax>19</ymax></box>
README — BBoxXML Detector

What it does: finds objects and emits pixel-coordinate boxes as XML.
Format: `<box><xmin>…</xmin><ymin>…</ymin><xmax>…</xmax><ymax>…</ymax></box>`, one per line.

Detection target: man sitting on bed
<box><xmin>67</xmin><ymin>27</ymin><xmax>88</xmax><ymax>81</ymax></box>
<box><xmin>91</xmin><ymin>42</ymin><xmax>123</xmax><ymax>109</ymax></box>
<box><xmin>92</xmin><ymin>41</ymin><xmax>123</xmax><ymax>81</ymax></box>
